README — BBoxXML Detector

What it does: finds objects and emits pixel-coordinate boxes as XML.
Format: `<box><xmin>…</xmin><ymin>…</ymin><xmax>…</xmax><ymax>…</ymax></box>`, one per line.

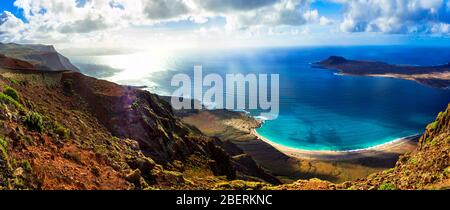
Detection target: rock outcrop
<box><xmin>1</xmin><ymin>47</ymin><xmax>448</xmax><ymax>190</ymax></box>
<box><xmin>0</xmin><ymin>58</ymin><xmax>280</xmax><ymax>189</ymax></box>
<box><xmin>0</xmin><ymin>54</ymin><xmax>36</xmax><ymax>70</ymax></box>
<box><xmin>0</xmin><ymin>43</ymin><xmax>79</xmax><ymax>72</ymax></box>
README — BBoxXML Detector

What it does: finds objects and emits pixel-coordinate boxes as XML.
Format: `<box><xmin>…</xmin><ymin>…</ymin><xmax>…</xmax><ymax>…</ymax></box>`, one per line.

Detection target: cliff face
<box><xmin>1</xmin><ymin>46</ymin><xmax>448</xmax><ymax>190</ymax></box>
<box><xmin>0</xmin><ymin>43</ymin><xmax>79</xmax><ymax>72</ymax></box>
<box><xmin>0</xmin><ymin>56</ymin><xmax>279</xmax><ymax>189</ymax></box>
<box><xmin>0</xmin><ymin>54</ymin><xmax>36</xmax><ymax>70</ymax></box>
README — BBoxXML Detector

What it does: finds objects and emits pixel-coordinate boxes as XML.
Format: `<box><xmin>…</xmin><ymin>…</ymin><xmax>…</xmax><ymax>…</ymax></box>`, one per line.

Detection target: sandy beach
<box><xmin>178</xmin><ymin>109</ymin><xmax>421</xmax><ymax>183</ymax></box>
<box><xmin>252</xmin><ymin>129</ymin><xmax>419</xmax><ymax>161</ymax></box>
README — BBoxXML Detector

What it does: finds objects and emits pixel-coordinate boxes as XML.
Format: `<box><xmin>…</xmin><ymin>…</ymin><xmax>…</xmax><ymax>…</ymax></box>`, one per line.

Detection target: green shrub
<box><xmin>409</xmin><ymin>157</ymin><xmax>419</xmax><ymax>165</ymax></box>
<box><xmin>23</xmin><ymin>112</ymin><xmax>44</xmax><ymax>132</ymax></box>
<box><xmin>54</xmin><ymin>124</ymin><xmax>69</xmax><ymax>139</ymax></box>
<box><xmin>11</xmin><ymin>80</ymin><xmax>18</xmax><ymax>85</ymax></box>
<box><xmin>444</xmin><ymin>167</ymin><xmax>450</xmax><ymax>176</ymax></box>
<box><xmin>8</xmin><ymin>79</ymin><xmax>18</xmax><ymax>85</ymax></box>
<box><xmin>437</xmin><ymin>110</ymin><xmax>447</xmax><ymax>119</ymax></box>
<box><xmin>378</xmin><ymin>182</ymin><xmax>397</xmax><ymax>190</ymax></box>
<box><xmin>382</xmin><ymin>168</ymin><xmax>395</xmax><ymax>174</ymax></box>
<box><xmin>3</xmin><ymin>86</ymin><xmax>19</xmax><ymax>101</ymax></box>
<box><xmin>0</xmin><ymin>93</ymin><xmax>23</xmax><ymax>111</ymax></box>
<box><xmin>427</xmin><ymin>121</ymin><xmax>438</xmax><ymax>130</ymax></box>
<box><xmin>21</xmin><ymin>135</ymin><xmax>33</xmax><ymax>145</ymax></box>
<box><xmin>21</xmin><ymin>160</ymin><xmax>32</xmax><ymax>172</ymax></box>
<box><xmin>131</xmin><ymin>101</ymin><xmax>139</xmax><ymax>110</ymax></box>
<box><xmin>0</xmin><ymin>138</ymin><xmax>9</xmax><ymax>167</ymax></box>
<box><xmin>0</xmin><ymin>137</ymin><xmax>7</xmax><ymax>155</ymax></box>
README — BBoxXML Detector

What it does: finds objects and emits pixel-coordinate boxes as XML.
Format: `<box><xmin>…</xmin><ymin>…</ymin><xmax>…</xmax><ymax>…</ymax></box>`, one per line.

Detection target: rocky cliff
<box><xmin>0</xmin><ymin>43</ymin><xmax>79</xmax><ymax>72</ymax></box>
<box><xmin>0</xmin><ymin>54</ymin><xmax>36</xmax><ymax>70</ymax></box>
<box><xmin>0</xmin><ymin>53</ymin><xmax>279</xmax><ymax>189</ymax></box>
<box><xmin>1</xmin><ymin>48</ymin><xmax>448</xmax><ymax>190</ymax></box>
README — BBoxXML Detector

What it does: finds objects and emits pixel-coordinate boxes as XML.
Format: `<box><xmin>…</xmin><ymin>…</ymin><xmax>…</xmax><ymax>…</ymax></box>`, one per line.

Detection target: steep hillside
<box><xmin>0</xmin><ymin>60</ymin><xmax>279</xmax><ymax>189</ymax></box>
<box><xmin>0</xmin><ymin>54</ymin><xmax>36</xmax><ymax>70</ymax></box>
<box><xmin>0</xmin><ymin>43</ymin><xmax>79</xmax><ymax>72</ymax></box>
<box><xmin>1</xmin><ymin>48</ymin><xmax>448</xmax><ymax>190</ymax></box>
<box><xmin>344</xmin><ymin>103</ymin><xmax>450</xmax><ymax>190</ymax></box>
<box><xmin>215</xmin><ymin>104</ymin><xmax>450</xmax><ymax>190</ymax></box>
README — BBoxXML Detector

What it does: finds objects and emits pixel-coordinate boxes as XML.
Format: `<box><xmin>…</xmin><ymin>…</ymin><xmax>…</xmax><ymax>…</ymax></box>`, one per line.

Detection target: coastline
<box><xmin>315</xmin><ymin>57</ymin><xmax>450</xmax><ymax>89</ymax></box>
<box><xmin>337</xmin><ymin>72</ymin><xmax>450</xmax><ymax>89</ymax></box>
<box><xmin>252</xmin><ymin>129</ymin><xmax>419</xmax><ymax>161</ymax></box>
<box><xmin>178</xmin><ymin>108</ymin><xmax>420</xmax><ymax>182</ymax></box>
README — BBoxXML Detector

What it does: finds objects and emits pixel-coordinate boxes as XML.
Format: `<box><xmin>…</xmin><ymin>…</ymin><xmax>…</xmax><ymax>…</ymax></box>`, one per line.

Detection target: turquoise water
<box><xmin>69</xmin><ymin>46</ymin><xmax>450</xmax><ymax>151</ymax></box>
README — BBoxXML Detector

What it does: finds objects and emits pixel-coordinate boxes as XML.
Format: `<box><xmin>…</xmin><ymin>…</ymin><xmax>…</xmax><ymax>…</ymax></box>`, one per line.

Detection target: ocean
<box><xmin>68</xmin><ymin>46</ymin><xmax>450</xmax><ymax>151</ymax></box>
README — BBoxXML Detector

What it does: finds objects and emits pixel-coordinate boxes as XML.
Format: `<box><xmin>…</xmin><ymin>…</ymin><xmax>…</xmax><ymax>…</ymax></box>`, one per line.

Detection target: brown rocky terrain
<box><xmin>0</xmin><ymin>54</ymin><xmax>36</xmax><ymax>70</ymax></box>
<box><xmin>0</xmin><ymin>54</ymin><xmax>280</xmax><ymax>189</ymax></box>
<box><xmin>1</xmin><ymin>50</ymin><xmax>449</xmax><ymax>190</ymax></box>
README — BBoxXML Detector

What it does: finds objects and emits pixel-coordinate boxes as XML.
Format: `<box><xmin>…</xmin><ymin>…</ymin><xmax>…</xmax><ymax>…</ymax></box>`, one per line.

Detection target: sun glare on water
<box><xmin>96</xmin><ymin>48</ymin><xmax>174</xmax><ymax>86</ymax></box>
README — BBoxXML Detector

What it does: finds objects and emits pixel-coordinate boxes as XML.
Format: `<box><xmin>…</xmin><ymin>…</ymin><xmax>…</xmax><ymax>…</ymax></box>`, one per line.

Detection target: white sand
<box><xmin>251</xmin><ymin>129</ymin><xmax>419</xmax><ymax>161</ymax></box>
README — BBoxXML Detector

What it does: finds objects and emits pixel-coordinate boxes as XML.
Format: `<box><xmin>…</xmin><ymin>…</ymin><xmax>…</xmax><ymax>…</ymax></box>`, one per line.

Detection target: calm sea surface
<box><xmin>69</xmin><ymin>46</ymin><xmax>450</xmax><ymax>151</ymax></box>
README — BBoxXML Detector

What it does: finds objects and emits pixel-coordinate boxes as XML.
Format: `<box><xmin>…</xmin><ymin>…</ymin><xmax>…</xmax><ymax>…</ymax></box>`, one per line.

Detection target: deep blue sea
<box><xmin>69</xmin><ymin>46</ymin><xmax>450</xmax><ymax>151</ymax></box>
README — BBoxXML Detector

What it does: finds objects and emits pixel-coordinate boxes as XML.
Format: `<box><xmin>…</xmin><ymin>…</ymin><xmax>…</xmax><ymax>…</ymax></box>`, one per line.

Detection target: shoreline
<box><xmin>316</xmin><ymin>57</ymin><xmax>450</xmax><ymax>90</ymax></box>
<box><xmin>251</xmin><ymin>129</ymin><xmax>420</xmax><ymax>161</ymax></box>
<box><xmin>338</xmin><ymin>72</ymin><xmax>449</xmax><ymax>89</ymax></box>
<box><xmin>178</xmin><ymin>108</ymin><xmax>421</xmax><ymax>182</ymax></box>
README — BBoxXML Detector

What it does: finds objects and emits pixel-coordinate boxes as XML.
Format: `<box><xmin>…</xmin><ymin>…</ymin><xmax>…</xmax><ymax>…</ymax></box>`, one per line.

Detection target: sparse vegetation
<box><xmin>444</xmin><ymin>167</ymin><xmax>450</xmax><ymax>177</ymax></box>
<box><xmin>378</xmin><ymin>182</ymin><xmax>397</xmax><ymax>190</ymax></box>
<box><xmin>0</xmin><ymin>92</ymin><xmax>23</xmax><ymax>111</ymax></box>
<box><xmin>7</xmin><ymin>78</ymin><xmax>19</xmax><ymax>85</ymax></box>
<box><xmin>23</xmin><ymin>112</ymin><xmax>44</xmax><ymax>132</ymax></box>
<box><xmin>53</xmin><ymin>123</ymin><xmax>69</xmax><ymax>139</ymax></box>
<box><xmin>409</xmin><ymin>157</ymin><xmax>419</xmax><ymax>165</ymax></box>
<box><xmin>131</xmin><ymin>101</ymin><xmax>139</xmax><ymax>110</ymax></box>
<box><xmin>0</xmin><ymin>137</ymin><xmax>8</xmax><ymax>157</ymax></box>
<box><xmin>21</xmin><ymin>160</ymin><xmax>32</xmax><ymax>172</ymax></box>
<box><xmin>21</xmin><ymin>135</ymin><xmax>33</xmax><ymax>145</ymax></box>
<box><xmin>214</xmin><ymin>180</ymin><xmax>271</xmax><ymax>190</ymax></box>
<box><xmin>428</xmin><ymin>121</ymin><xmax>438</xmax><ymax>130</ymax></box>
<box><xmin>3</xmin><ymin>86</ymin><xmax>20</xmax><ymax>101</ymax></box>
<box><xmin>0</xmin><ymin>137</ymin><xmax>10</xmax><ymax>169</ymax></box>
<box><xmin>382</xmin><ymin>168</ymin><xmax>395</xmax><ymax>174</ymax></box>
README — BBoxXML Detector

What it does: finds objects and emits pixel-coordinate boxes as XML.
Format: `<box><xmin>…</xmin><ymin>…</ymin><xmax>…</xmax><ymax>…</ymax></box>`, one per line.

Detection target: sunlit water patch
<box><xmin>68</xmin><ymin>46</ymin><xmax>450</xmax><ymax>151</ymax></box>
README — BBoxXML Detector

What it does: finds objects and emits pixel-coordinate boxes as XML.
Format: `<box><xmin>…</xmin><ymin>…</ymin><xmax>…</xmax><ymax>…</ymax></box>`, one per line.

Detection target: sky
<box><xmin>0</xmin><ymin>0</ymin><xmax>450</xmax><ymax>51</ymax></box>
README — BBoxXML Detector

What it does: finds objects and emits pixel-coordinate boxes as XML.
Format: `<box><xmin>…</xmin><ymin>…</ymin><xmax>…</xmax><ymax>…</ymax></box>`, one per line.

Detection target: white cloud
<box><xmin>0</xmin><ymin>0</ymin><xmax>330</xmax><ymax>44</ymax></box>
<box><xmin>142</xmin><ymin>0</ymin><xmax>190</xmax><ymax>20</ymax></box>
<box><xmin>431</xmin><ymin>23</ymin><xmax>450</xmax><ymax>33</ymax></box>
<box><xmin>319</xmin><ymin>16</ymin><xmax>333</xmax><ymax>25</ymax></box>
<box><xmin>339</xmin><ymin>0</ymin><xmax>450</xmax><ymax>34</ymax></box>
<box><xmin>197</xmin><ymin>0</ymin><xmax>279</xmax><ymax>12</ymax></box>
<box><xmin>0</xmin><ymin>11</ymin><xmax>25</xmax><ymax>42</ymax></box>
<box><xmin>224</xmin><ymin>0</ymin><xmax>323</xmax><ymax>30</ymax></box>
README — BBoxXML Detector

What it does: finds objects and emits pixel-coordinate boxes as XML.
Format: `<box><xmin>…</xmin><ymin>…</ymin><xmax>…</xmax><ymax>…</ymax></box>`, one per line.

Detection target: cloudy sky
<box><xmin>0</xmin><ymin>0</ymin><xmax>449</xmax><ymax>50</ymax></box>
